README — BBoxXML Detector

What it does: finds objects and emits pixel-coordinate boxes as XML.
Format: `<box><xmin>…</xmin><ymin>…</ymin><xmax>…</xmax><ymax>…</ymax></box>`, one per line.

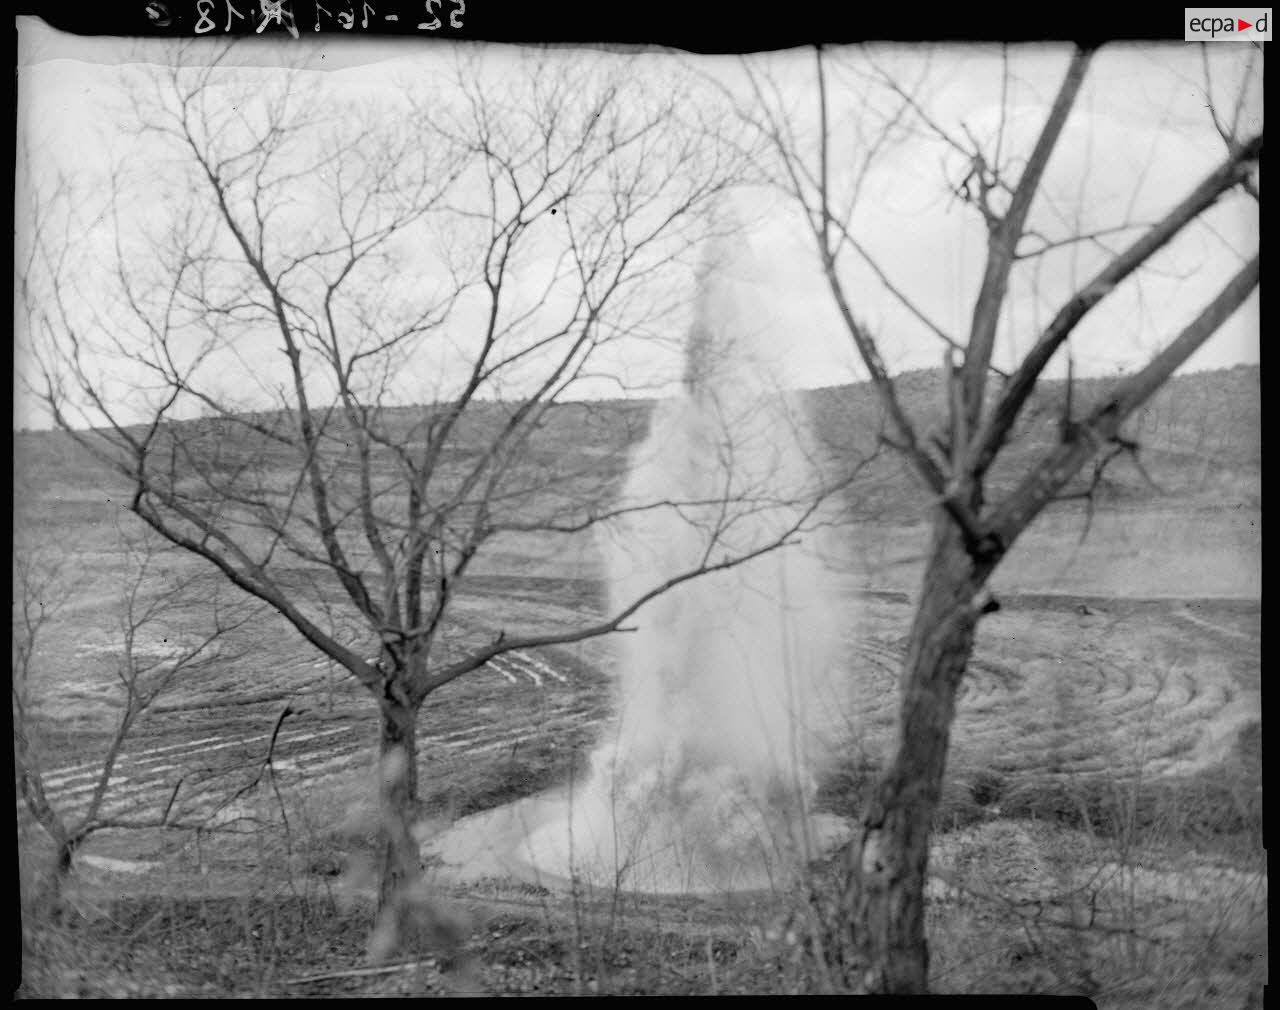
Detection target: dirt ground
<box><xmin>14</xmin><ymin>504</ymin><xmax>1264</xmax><ymax>1001</ymax></box>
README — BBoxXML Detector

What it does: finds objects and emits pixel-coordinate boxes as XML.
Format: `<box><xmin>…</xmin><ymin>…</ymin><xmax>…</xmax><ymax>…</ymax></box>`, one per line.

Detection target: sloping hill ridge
<box><xmin>14</xmin><ymin>364</ymin><xmax>1260</xmax><ymax>530</ymax></box>
<box><xmin>801</xmin><ymin>363</ymin><xmax>1260</xmax><ymax>517</ymax></box>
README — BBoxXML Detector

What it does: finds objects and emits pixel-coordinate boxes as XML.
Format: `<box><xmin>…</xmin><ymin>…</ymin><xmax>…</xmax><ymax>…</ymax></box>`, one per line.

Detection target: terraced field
<box><xmin>16</xmin><ymin>574</ymin><xmax>605</xmax><ymax>866</ymax></box>
<box><xmin>21</xmin><ymin>566</ymin><xmax>1260</xmax><ymax>882</ymax></box>
<box><xmin>842</xmin><ymin>591</ymin><xmax>1260</xmax><ymax>782</ymax></box>
<box><xmin>34</xmin><ymin>647</ymin><xmax>599</xmax><ymax>828</ymax></box>
<box><xmin>15</xmin><ymin>557</ymin><xmax>1263</xmax><ymax>1008</ymax></box>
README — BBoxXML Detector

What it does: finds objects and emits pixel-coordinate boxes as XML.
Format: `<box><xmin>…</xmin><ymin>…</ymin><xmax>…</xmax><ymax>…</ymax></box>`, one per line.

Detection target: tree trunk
<box><xmin>55</xmin><ymin>837</ymin><xmax>76</xmax><ymax>878</ymax></box>
<box><xmin>842</xmin><ymin>516</ymin><xmax>991</xmax><ymax>993</ymax></box>
<box><xmin>15</xmin><ymin>725</ymin><xmax>77</xmax><ymax>905</ymax></box>
<box><xmin>377</xmin><ymin>689</ymin><xmax>422</xmax><ymax>913</ymax></box>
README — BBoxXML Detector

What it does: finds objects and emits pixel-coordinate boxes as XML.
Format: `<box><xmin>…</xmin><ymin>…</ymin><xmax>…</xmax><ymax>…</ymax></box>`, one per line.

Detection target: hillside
<box><xmin>803</xmin><ymin>362</ymin><xmax>1261</xmax><ymax>517</ymax></box>
<box><xmin>15</xmin><ymin>364</ymin><xmax>1260</xmax><ymax>535</ymax></box>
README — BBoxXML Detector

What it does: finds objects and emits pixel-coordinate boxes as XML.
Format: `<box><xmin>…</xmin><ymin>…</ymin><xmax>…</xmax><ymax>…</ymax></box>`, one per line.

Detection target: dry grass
<box><xmin>16</xmin><ymin>705</ymin><xmax>1265</xmax><ymax>1002</ymax></box>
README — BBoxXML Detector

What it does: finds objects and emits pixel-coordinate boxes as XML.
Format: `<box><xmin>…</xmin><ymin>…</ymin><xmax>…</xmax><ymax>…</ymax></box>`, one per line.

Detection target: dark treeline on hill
<box><xmin>15</xmin><ymin>364</ymin><xmax>1259</xmax><ymax>526</ymax></box>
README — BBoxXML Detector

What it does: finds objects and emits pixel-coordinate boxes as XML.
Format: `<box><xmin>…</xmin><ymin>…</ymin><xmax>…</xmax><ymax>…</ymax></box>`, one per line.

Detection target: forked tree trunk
<box><xmin>16</xmin><ymin>725</ymin><xmax>78</xmax><ymax>903</ymax></box>
<box><xmin>34</xmin><ymin>837</ymin><xmax>79</xmax><ymax>921</ymax></box>
<box><xmin>377</xmin><ymin>689</ymin><xmax>422</xmax><ymax>913</ymax></box>
<box><xmin>842</xmin><ymin>515</ymin><xmax>995</xmax><ymax>993</ymax></box>
<box><xmin>54</xmin><ymin>837</ymin><xmax>76</xmax><ymax>879</ymax></box>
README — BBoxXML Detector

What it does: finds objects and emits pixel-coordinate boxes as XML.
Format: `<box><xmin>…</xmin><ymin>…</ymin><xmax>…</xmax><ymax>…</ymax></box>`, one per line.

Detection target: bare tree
<box><xmin>742</xmin><ymin>44</ymin><xmax>1260</xmax><ymax>992</ymax></box>
<box><xmin>18</xmin><ymin>44</ymin><xmax>841</xmax><ymax>929</ymax></box>
<box><xmin>13</xmin><ymin>524</ymin><xmax>250</xmax><ymax>895</ymax></box>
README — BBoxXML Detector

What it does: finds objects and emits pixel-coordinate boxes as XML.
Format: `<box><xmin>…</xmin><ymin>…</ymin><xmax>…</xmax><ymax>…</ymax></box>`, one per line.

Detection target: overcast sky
<box><xmin>14</xmin><ymin>19</ymin><xmax>1261</xmax><ymax>429</ymax></box>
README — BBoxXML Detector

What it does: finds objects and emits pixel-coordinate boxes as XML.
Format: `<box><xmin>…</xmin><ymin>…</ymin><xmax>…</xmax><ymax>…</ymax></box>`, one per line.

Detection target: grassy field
<box><xmin>13</xmin><ymin>367</ymin><xmax>1263</xmax><ymax>1001</ymax></box>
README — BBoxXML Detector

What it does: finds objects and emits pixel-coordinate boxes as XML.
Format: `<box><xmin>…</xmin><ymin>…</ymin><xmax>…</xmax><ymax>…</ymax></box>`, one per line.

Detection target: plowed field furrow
<box><xmin>25</xmin><ymin>594</ymin><xmax>1259</xmax><ymax>843</ymax></box>
<box><xmin>429</xmin><ymin>716</ymin><xmax>595</xmax><ymax>757</ymax></box>
<box><xmin>1174</xmin><ymin>608</ymin><xmax>1262</xmax><ymax>646</ymax></box>
<box><xmin>33</xmin><ymin>645</ymin><xmax>598</xmax><ymax>824</ymax></box>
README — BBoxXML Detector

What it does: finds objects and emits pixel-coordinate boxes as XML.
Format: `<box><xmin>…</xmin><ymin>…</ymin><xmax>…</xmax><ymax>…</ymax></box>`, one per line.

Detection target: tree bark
<box><xmin>843</xmin><ymin>515</ymin><xmax>992</xmax><ymax>993</ymax></box>
<box><xmin>377</xmin><ymin>687</ymin><xmax>422</xmax><ymax>913</ymax></box>
<box><xmin>51</xmin><ymin>837</ymin><xmax>81</xmax><ymax>904</ymax></box>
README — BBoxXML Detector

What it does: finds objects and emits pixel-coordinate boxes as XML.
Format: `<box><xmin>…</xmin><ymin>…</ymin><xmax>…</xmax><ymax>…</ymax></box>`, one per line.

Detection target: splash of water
<box><xmin>523</xmin><ymin>234</ymin><xmax>849</xmax><ymax>893</ymax></box>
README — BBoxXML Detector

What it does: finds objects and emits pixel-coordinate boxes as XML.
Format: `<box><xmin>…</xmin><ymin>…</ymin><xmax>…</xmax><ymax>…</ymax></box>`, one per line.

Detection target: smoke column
<box><xmin>524</xmin><ymin>232</ymin><xmax>848</xmax><ymax>893</ymax></box>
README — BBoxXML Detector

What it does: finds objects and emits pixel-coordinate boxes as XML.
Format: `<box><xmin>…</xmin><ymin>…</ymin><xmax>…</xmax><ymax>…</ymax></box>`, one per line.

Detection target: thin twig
<box><xmin>276</xmin><ymin>959</ymin><xmax>435</xmax><ymax>986</ymax></box>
